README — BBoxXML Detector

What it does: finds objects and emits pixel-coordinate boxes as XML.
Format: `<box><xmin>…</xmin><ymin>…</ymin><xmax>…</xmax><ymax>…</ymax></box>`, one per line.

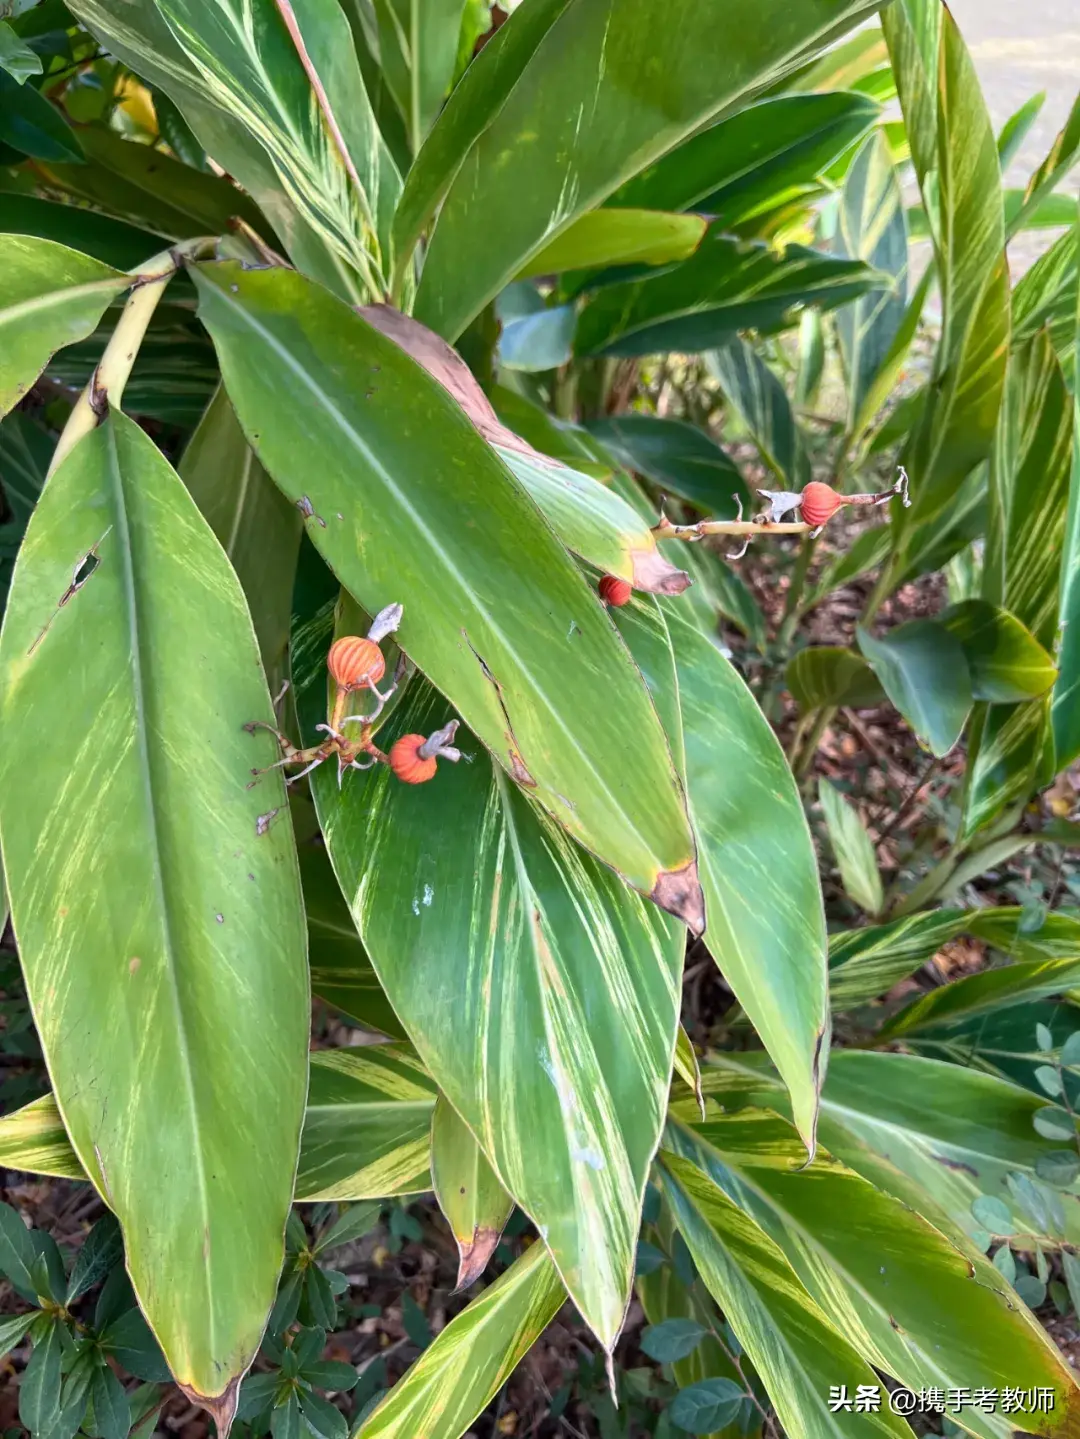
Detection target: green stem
<box><xmin>794</xmin><ymin>705</ymin><xmax>835</xmax><ymax>779</ymax></box>
<box><xmin>778</xmin><ymin>535</ymin><xmax>816</xmax><ymax>648</ymax></box>
<box><xmin>47</xmin><ymin>241</ymin><xmax>213</xmax><ymax>478</ymax></box>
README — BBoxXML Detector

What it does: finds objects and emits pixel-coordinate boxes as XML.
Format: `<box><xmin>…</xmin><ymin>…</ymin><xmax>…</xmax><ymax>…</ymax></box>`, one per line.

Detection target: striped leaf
<box><xmin>939</xmin><ymin>601</ymin><xmax>1058</xmax><ymax>704</ymax></box>
<box><xmin>657</xmin><ymin>1152</ymin><xmax>911</xmax><ymax>1439</ymax></box>
<box><xmin>818</xmin><ymin>780</ymin><xmax>882</xmax><ymax>916</ymax></box>
<box><xmin>665</xmin><ymin>606</ymin><xmax>828</xmax><ymax>1154</ymax></box>
<box><xmin>298</xmin><ymin>635</ymin><xmax>684</xmax><ymax>1349</ymax></box>
<box><xmin>0</xmin><ymin>416</ymin><xmax>309</xmax><ymax>1417</ymax></box>
<box><xmin>517</xmin><ymin>208</ymin><xmax>707</xmax><ymax>279</ymax></box>
<box><xmin>664</xmin><ymin>1111</ymin><xmax>1080</xmax><ymax>1439</ymax></box>
<box><xmin>372</xmin><ymin>0</ymin><xmax>467</xmax><ymax>155</ymax></box>
<box><xmin>693</xmin><ymin>1051</ymin><xmax>1080</xmax><ymax>1248</ymax></box>
<box><xmin>705</xmin><ymin>339</ymin><xmax>808</xmax><ymax>489</ymax></box>
<box><xmin>1053</xmin><ymin>213</ymin><xmax>1080</xmax><ymax>768</ymax></box>
<box><xmin>960</xmin><ymin>698</ymin><xmax>1053</xmax><ymax>844</ymax></box>
<box><xmin>878</xmin><ymin>956</ymin><xmax>1080</xmax><ymax>1042</ymax></box>
<box><xmin>299</xmin><ymin>1046</ymin><xmax>436</xmax><ymax>1201</ymax></box>
<box><xmin>884</xmin><ymin>2</ymin><xmax>1009</xmax><ymax>553</ymax></box>
<box><xmin>835</xmin><ymin>131</ymin><xmax>908</xmax><ymax>434</ymax></box>
<box><xmin>828</xmin><ymin>909</ymin><xmax>973</xmax><ymax>1008</ymax></box>
<box><xmin>196</xmin><ymin>261</ymin><xmax>699</xmax><ymax>919</ymax></box>
<box><xmin>431</xmin><ymin>1095</ymin><xmax>514</xmax><ymax>1291</ymax></box>
<box><xmin>0</xmin><ymin>1050</ymin><xmax>433</xmax><ymax>1201</ymax></box>
<box><xmin>0</xmin><ymin>235</ymin><xmax>128</xmax><ymax>419</ymax></box>
<box><xmin>156</xmin><ymin>0</ymin><xmax>400</xmax><ymax>298</ymax></box>
<box><xmin>1009</xmin><ymin>91</ymin><xmax>1080</xmax><ymax>238</ymax></box>
<box><xmin>412</xmin><ymin>0</ymin><xmax>885</xmax><ymax>340</ymax></box>
<box><xmin>354</xmin><ymin>1241</ymin><xmax>565</xmax><ymax>1439</ymax></box>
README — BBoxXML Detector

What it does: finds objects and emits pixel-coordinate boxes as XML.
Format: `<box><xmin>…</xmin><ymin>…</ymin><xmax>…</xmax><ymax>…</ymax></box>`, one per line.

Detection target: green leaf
<box><xmin>658</xmin><ymin>1152</ymin><xmax>912</xmax><ymax>1439</ymax></box>
<box><xmin>940</xmin><ymin>600</ymin><xmax>1058</xmax><ymax>704</ymax></box>
<box><xmin>879</xmin><ymin>958</ymin><xmax>1080</xmax><ymax>1041</ymax></box>
<box><xmin>297</xmin><ymin>1046</ymin><xmax>436</xmax><ymax>1201</ymax></box>
<box><xmin>828</xmin><ymin>909</ymin><xmax>969</xmax><ymax>1008</ymax></box>
<box><xmin>19</xmin><ymin>1318</ymin><xmax>63</xmax><ymax>1433</ymax></box>
<box><xmin>666</xmin><ymin>607</ymin><xmax>827</xmax><ymax>1154</ymax></box>
<box><xmin>90</xmin><ymin>1364</ymin><xmax>130</xmax><ymax>1439</ymax></box>
<box><xmin>669</xmin><ymin>1379</ymin><xmax>744</xmax><ymax>1436</ymax></box>
<box><xmin>998</xmin><ymin>91</ymin><xmax>1047</xmax><ymax>169</ymax></box>
<box><xmin>0</xmin><ymin>68</ymin><xmax>82</xmax><ymax>160</ymax></box>
<box><xmin>300</xmin><ymin>842</ymin><xmax>406</xmax><ymax>1040</ymax></box>
<box><xmin>1052</xmin><ymin>211</ymin><xmax>1080</xmax><ymax>768</ymax></box>
<box><xmin>0</xmin><ymin>416</ymin><xmax>309</xmax><ymax>1410</ymax></box>
<box><xmin>412</xmin><ymin>0</ymin><xmax>885</xmax><ymax>339</ymax></box>
<box><xmin>354</xmin><ymin>1241</ymin><xmax>565</xmax><ymax>1438</ymax></box>
<box><xmin>0</xmin><ymin>194</ymin><xmax>166</xmax><ymax>271</ymax></box>
<box><xmin>884</xmin><ymin>3</ymin><xmax>1009</xmax><ymax>553</ymax></box>
<box><xmin>1013</xmin><ymin>222</ymin><xmax>1076</xmax><ymax>352</ymax></box>
<box><xmin>818</xmin><ymin>780</ymin><xmax>882</xmax><ymax>916</ymax></box>
<box><xmin>180</xmin><ymin>386</ymin><xmax>302</xmax><ymax>676</ymax></box>
<box><xmin>665</xmin><ymin>1110</ymin><xmax>1080</xmax><ymax>1437</ymax></box>
<box><xmin>0</xmin><ymin>1095</ymin><xmax>84</xmax><ymax>1180</ymax></box>
<box><xmin>585</xmin><ymin>416</ymin><xmax>747</xmax><ymax>517</ymax></box>
<box><xmin>1033</xmin><ymin>1109</ymin><xmax>1076</xmax><ymax>1143</ymax></box>
<box><xmin>39</xmin><ymin>124</ymin><xmax>271</xmax><ymax>244</ymax></box>
<box><xmin>1009</xmin><ymin>92</ymin><xmax>1080</xmax><ymax>238</ymax></box>
<box><xmin>298</xmin><ymin>1388</ymin><xmax>348</xmax><ymax>1439</ymax></box>
<box><xmin>518</xmin><ymin>209</ymin><xmax>706</xmax><ymax>280</ymax></box>
<box><xmin>194</xmin><ymin>260</ymin><xmax>700</xmax><ymax>920</ymax></box>
<box><xmin>302</xmin><ymin>655</ymin><xmax>683</xmax><ymax>1348</ymax></box>
<box><xmin>705</xmin><ymin>340</ymin><xmax>807</xmax><ymax>489</ymax></box>
<box><xmin>857</xmin><ymin>619</ymin><xmax>972</xmax><ymax>756</ymax></box>
<box><xmin>155</xmin><ymin>0</ymin><xmax>400</xmax><ymax>297</ymax></box>
<box><xmin>639</xmin><ymin>1318</ymin><xmax>707</xmax><ymax>1364</ymax></box>
<box><xmin>575</xmin><ymin>230</ymin><xmax>884</xmax><ymax>359</ymax></box>
<box><xmin>696</xmin><ymin>1050</ymin><xmax>1080</xmax><ymax>1248</ymax></box>
<box><xmin>0</xmin><ymin>1310</ymin><xmax>37</xmax><ymax>1361</ymax></box>
<box><xmin>786</xmin><ymin>647</ymin><xmax>883</xmax><ymax>714</ymax></box>
<box><xmin>0</xmin><ymin>1197</ymin><xmax>40</xmax><ymax>1299</ymax></box>
<box><xmin>835</xmin><ymin>131</ymin><xmax>907</xmax><ymax>433</ymax></box>
<box><xmin>371</xmin><ymin>0</ymin><xmax>467</xmax><ymax>155</ymax></box>
<box><xmin>431</xmin><ymin>1094</ymin><xmax>514</xmax><ymax>1291</ymax></box>
<box><xmin>610</xmin><ymin>91</ymin><xmax>879</xmax><ymax>230</ymax></box>
<box><xmin>0</xmin><ymin>235</ymin><xmax>128</xmax><ymax>420</ymax></box>
<box><xmin>0</xmin><ymin>20</ymin><xmax>43</xmax><ymax>82</ymax></box>
<box><xmin>960</xmin><ymin>698</ymin><xmax>1053</xmax><ymax>846</ymax></box>
<box><xmin>66</xmin><ymin>1214</ymin><xmax>122</xmax><ymax>1304</ymax></box>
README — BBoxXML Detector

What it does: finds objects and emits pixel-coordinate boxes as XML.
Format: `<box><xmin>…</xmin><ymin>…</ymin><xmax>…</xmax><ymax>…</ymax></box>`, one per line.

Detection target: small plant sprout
<box><xmin>389</xmin><ymin>721</ymin><xmax>463</xmax><ymax>784</ymax></box>
<box><xmin>246</xmin><ymin>602</ymin><xmax>445</xmax><ymax>790</ymax></box>
<box><xmin>599</xmin><ymin>575</ymin><xmax>633</xmax><ymax>607</ymax></box>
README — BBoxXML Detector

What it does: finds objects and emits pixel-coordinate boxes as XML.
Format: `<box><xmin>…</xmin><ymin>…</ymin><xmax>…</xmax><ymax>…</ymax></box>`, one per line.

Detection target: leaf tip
<box><xmin>650</xmin><ymin>859</ymin><xmax>705</xmax><ymax>934</ymax></box>
<box><xmin>453</xmin><ymin>1226</ymin><xmax>502</xmax><ymax>1293</ymax></box>
<box><xmin>179</xmin><ymin>1376</ymin><xmax>241</xmax><ymax>1439</ymax></box>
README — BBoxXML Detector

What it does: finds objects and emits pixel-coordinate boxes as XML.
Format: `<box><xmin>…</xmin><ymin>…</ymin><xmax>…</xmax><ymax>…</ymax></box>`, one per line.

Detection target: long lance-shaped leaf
<box><xmin>194</xmin><ymin>261</ymin><xmax>701</xmax><ymax>924</ymax></box>
<box><xmin>0</xmin><ymin>1048</ymin><xmax>435</xmax><ymax>1202</ymax></box>
<box><xmin>155</xmin><ymin>0</ymin><xmax>399</xmax><ymax>296</ymax></box>
<box><xmin>355</xmin><ymin>303</ymin><xmax>690</xmax><ymax>595</ymax></box>
<box><xmin>883</xmin><ymin>2</ymin><xmax>1009</xmax><ymax>554</ymax></box>
<box><xmin>413</xmin><ymin>0</ymin><xmax>887</xmax><ymax>340</ymax></box>
<box><xmin>0</xmin><ymin>235</ymin><xmax>129</xmax><ymax>419</ymax></box>
<box><xmin>835</xmin><ymin>131</ymin><xmax>908</xmax><ymax>433</ymax></box>
<box><xmin>294</xmin><ymin>602</ymin><xmax>684</xmax><ymax>1349</ymax></box>
<box><xmin>878</xmin><ymin>956</ymin><xmax>1080</xmax><ymax>1041</ymax></box>
<box><xmin>705</xmin><ymin>340</ymin><xmax>808</xmax><ymax>489</ymax></box>
<box><xmin>575</xmin><ymin>229</ymin><xmax>883</xmax><ymax>359</ymax></box>
<box><xmin>1009</xmin><ymin>91</ymin><xmax>1080</xmax><ymax>239</ymax></box>
<box><xmin>657</xmin><ymin>1152</ymin><xmax>911</xmax><ymax>1439</ymax></box>
<box><xmin>1053</xmin><ymin>213</ymin><xmax>1080</xmax><ymax>768</ymax></box>
<box><xmin>665</xmin><ymin>1111</ymin><xmax>1080</xmax><ymax>1439</ymax></box>
<box><xmin>372</xmin><ymin>0</ymin><xmax>468</xmax><ymax>156</ymax></box>
<box><xmin>694</xmin><ymin>1050</ymin><xmax>1080</xmax><ymax>1249</ymax></box>
<box><xmin>0</xmin><ymin>416</ymin><xmax>309</xmax><ymax>1421</ymax></box>
<box><xmin>354</xmin><ymin>1241</ymin><xmax>565</xmax><ymax>1439</ymax></box>
<box><xmin>432</xmin><ymin>1095</ymin><xmax>514</xmax><ymax>1291</ymax></box>
<box><xmin>664</xmin><ymin>606</ymin><xmax>828</xmax><ymax>1155</ymax></box>
<box><xmin>66</xmin><ymin>0</ymin><xmax>363</xmax><ymax>300</ymax></box>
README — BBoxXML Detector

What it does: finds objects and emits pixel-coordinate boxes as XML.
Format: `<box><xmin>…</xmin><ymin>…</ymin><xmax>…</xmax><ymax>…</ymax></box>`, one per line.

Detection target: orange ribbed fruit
<box><xmin>327</xmin><ymin>636</ymin><xmax>386</xmax><ymax>691</ymax></box>
<box><xmin>389</xmin><ymin>734</ymin><xmax>438</xmax><ymax>784</ymax></box>
<box><xmin>799</xmin><ymin>482</ymin><xmax>847</xmax><ymax>529</ymax></box>
<box><xmin>599</xmin><ymin>575</ymin><xmax>633</xmax><ymax>607</ymax></box>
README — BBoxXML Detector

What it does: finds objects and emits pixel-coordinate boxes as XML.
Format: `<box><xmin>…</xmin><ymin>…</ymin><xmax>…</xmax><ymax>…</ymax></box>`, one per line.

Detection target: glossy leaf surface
<box><xmin>586</xmin><ymin>415</ymin><xmax>747</xmax><ymax>517</ymax></box>
<box><xmin>518</xmin><ymin>209</ymin><xmax>706</xmax><ymax>280</ymax></box>
<box><xmin>0</xmin><ymin>235</ymin><xmax>128</xmax><ymax>420</ymax></box>
<box><xmin>666</xmin><ymin>606</ymin><xmax>827</xmax><ymax>1153</ymax></box>
<box><xmin>940</xmin><ymin>600</ymin><xmax>1058</xmax><ymax>704</ymax></box>
<box><xmin>195</xmin><ymin>261</ymin><xmax>698</xmax><ymax>916</ymax></box>
<box><xmin>857</xmin><ymin>619</ymin><xmax>972</xmax><ymax>756</ymax></box>
<box><xmin>879</xmin><ymin>957</ymin><xmax>1080</xmax><ymax>1041</ymax></box>
<box><xmin>414</xmin><ymin>0</ymin><xmax>885</xmax><ymax>339</ymax></box>
<box><xmin>0</xmin><ymin>416</ymin><xmax>309</xmax><ymax>1413</ymax></box>
<box><xmin>301</xmin><ymin>657</ymin><xmax>683</xmax><ymax>1349</ymax></box>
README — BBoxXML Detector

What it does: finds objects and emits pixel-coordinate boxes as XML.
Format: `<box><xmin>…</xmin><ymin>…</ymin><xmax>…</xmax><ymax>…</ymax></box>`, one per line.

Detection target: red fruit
<box><xmin>390</xmin><ymin>734</ymin><xmax>438</xmax><ymax>784</ymax></box>
<box><xmin>327</xmin><ymin>635</ymin><xmax>386</xmax><ymax>691</ymax></box>
<box><xmin>599</xmin><ymin>575</ymin><xmax>633</xmax><ymax>607</ymax></box>
<box><xmin>799</xmin><ymin>482</ymin><xmax>847</xmax><ymax>529</ymax></box>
